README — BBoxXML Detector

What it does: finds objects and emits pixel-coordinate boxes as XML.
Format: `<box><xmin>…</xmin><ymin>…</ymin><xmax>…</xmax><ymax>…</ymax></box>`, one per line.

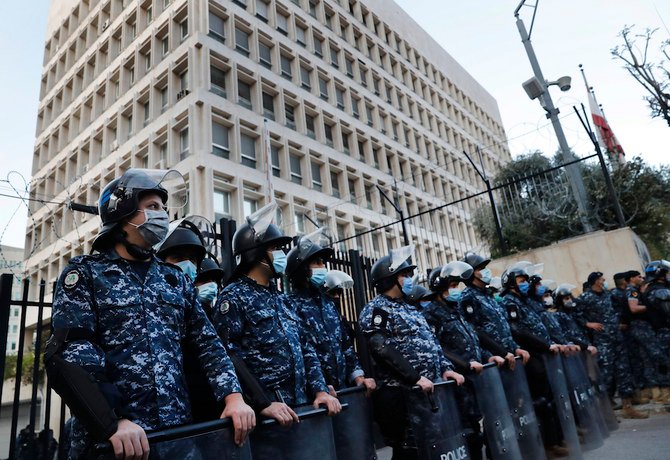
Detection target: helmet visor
<box><xmin>297</xmin><ymin>227</ymin><xmax>334</xmax><ymax>260</ymax></box>
<box><xmin>389</xmin><ymin>244</ymin><xmax>415</xmax><ymax>272</ymax></box>
<box><xmin>156</xmin><ymin>215</ymin><xmax>215</xmax><ymax>252</ymax></box>
<box><xmin>246</xmin><ymin>201</ymin><xmax>277</xmax><ymax>240</ymax></box>
<box><xmin>440</xmin><ymin>261</ymin><xmax>474</xmax><ymax>280</ymax></box>
<box><xmin>121</xmin><ymin>169</ymin><xmax>188</xmax><ymax>210</ymax></box>
<box><xmin>325</xmin><ymin>270</ymin><xmax>354</xmax><ymax>291</ymax></box>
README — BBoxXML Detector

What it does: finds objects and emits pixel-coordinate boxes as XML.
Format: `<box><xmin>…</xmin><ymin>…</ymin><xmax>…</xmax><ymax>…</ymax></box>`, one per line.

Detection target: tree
<box><xmin>612</xmin><ymin>26</ymin><xmax>670</xmax><ymax>127</ymax></box>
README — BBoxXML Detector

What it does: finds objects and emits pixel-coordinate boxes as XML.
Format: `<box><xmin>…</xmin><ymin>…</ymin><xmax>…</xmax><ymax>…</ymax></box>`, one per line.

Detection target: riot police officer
<box><xmin>359</xmin><ymin>246</ymin><xmax>464</xmax><ymax>459</ymax></box>
<box><xmin>195</xmin><ymin>257</ymin><xmax>225</xmax><ymax>314</ymax></box>
<box><xmin>286</xmin><ymin>229</ymin><xmax>375</xmax><ymax>393</ymax></box>
<box><xmin>46</xmin><ymin>169</ymin><xmax>255</xmax><ymax>459</ymax></box>
<box><xmin>551</xmin><ymin>284</ymin><xmax>598</xmax><ymax>356</ymax></box>
<box><xmin>211</xmin><ymin>203</ymin><xmax>340</xmax><ymax>425</ymax></box>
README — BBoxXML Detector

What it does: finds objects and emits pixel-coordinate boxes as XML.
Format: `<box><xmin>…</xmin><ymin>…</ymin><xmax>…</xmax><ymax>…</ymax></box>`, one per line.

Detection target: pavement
<box><xmin>376</xmin><ymin>403</ymin><xmax>670</xmax><ymax>460</ymax></box>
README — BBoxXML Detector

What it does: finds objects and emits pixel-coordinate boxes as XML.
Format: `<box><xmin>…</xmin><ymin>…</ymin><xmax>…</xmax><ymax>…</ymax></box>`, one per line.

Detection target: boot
<box><xmin>546</xmin><ymin>444</ymin><xmax>570</xmax><ymax>459</ymax></box>
<box><xmin>660</xmin><ymin>387</ymin><xmax>670</xmax><ymax>403</ymax></box>
<box><xmin>640</xmin><ymin>388</ymin><xmax>652</xmax><ymax>400</ymax></box>
<box><xmin>632</xmin><ymin>389</ymin><xmax>650</xmax><ymax>405</ymax></box>
<box><xmin>621</xmin><ymin>398</ymin><xmax>649</xmax><ymax>419</ymax></box>
<box><xmin>651</xmin><ymin>386</ymin><xmax>664</xmax><ymax>403</ymax></box>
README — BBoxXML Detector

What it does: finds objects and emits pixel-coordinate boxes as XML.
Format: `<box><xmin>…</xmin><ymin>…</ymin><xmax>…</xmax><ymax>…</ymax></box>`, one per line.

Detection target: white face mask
<box><xmin>543</xmin><ymin>297</ymin><xmax>554</xmax><ymax>306</ymax></box>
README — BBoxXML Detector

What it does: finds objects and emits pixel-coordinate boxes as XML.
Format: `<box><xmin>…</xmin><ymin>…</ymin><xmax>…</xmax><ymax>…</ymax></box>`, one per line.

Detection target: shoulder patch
<box><xmin>465</xmin><ymin>305</ymin><xmax>474</xmax><ymax>315</ymax></box>
<box><xmin>219</xmin><ymin>301</ymin><xmax>230</xmax><ymax>315</ymax></box>
<box><xmin>371</xmin><ymin>307</ymin><xmax>389</xmax><ymax>330</ymax></box>
<box><xmin>631</xmin><ymin>291</ymin><xmax>638</xmax><ymax>298</ymax></box>
<box><xmin>63</xmin><ymin>270</ymin><xmax>80</xmax><ymax>289</ymax></box>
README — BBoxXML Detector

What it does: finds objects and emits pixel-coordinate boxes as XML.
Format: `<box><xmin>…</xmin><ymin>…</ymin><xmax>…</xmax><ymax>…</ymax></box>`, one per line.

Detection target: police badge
<box><xmin>63</xmin><ymin>270</ymin><xmax>80</xmax><ymax>289</ymax></box>
<box><xmin>220</xmin><ymin>301</ymin><xmax>230</xmax><ymax>314</ymax></box>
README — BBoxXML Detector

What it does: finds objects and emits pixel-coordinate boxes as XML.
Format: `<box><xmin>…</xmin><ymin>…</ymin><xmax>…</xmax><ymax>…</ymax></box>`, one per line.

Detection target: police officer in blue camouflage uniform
<box><xmin>423</xmin><ymin>261</ymin><xmax>505</xmax><ymax>460</ymax></box>
<box><xmin>551</xmin><ymin>284</ymin><xmax>598</xmax><ymax>356</ymax></box>
<box><xmin>640</xmin><ymin>261</ymin><xmax>670</xmax><ymax>403</ymax></box>
<box><xmin>575</xmin><ymin>272</ymin><xmax>647</xmax><ymax>418</ymax></box>
<box><xmin>45</xmin><ymin>169</ymin><xmax>255</xmax><ymax>459</ymax></box>
<box><xmin>286</xmin><ymin>228</ymin><xmax>376</xmax><ymax>394</ymax></box>
<box><xmin>459</xmin><ymin>253</ymin><xmax>530</xmax><ymax>368</ymax></box>
<box><xmin>211</xmin><ymin>203</ymin><xmax>341</xmax><ymax>425</ymax></box>
<box><xmin>359</xmin><ymin>246</ymin><xmax>464</xmax><ymax>460</ymax></box>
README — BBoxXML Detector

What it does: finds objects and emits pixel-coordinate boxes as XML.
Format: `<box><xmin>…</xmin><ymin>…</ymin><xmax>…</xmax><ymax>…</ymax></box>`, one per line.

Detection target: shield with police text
<box><xmin>471</xmin><ymin>364</ymin><xmax>522</xmax><ymax>460</ymax></box>
<box><xmin>561</xmin><ymin>354</ymin><xmax>605</xmax><ymax>450</ymax></box>
<box><xmin>583</xmin><ymin>352</ymin><xmax>618</xmax><ymax>432</ymax></box>
<box><xmin>333</xmin><ymin>386</ymin><xmax>377</xmax><ymax>460</ymax></box>
<box><xmin>498</xmin><ymin>357</ymin><xmax>546</xmax><ymax>460</ymax></box>
<box><xmin>250</xmin><ymin>405</ymin><xmax>337</xmax><ymax>460</ymax></box>
<box><xmin>543</xmin><ymin>354</ymin><xmax>583</xmax><ymax>460</ymax></box>
<box><xmin>405</xmin><ymin>380</ymin><xmax>470</xmax><ymax>460</ymax></box>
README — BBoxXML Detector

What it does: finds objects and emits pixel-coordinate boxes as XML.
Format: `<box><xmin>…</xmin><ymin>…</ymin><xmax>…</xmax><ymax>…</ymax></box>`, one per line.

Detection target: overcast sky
<box><xmin>0</xmin><ymin>1</ymin><xmax>668</xmax><ymax>249</ymax></box>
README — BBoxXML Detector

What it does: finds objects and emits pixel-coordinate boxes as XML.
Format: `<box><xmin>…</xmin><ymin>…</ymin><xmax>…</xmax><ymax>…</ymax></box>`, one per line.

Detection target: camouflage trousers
<box><xmin>622</xmin><ymin>329</ymin><xmax>649</xmax><ymax>389</ymax></box>
<box><xmin>629</xmin><ymin>322</ymin><xmax>670</xmax><ymax>387</ymax></box>
<box><xmin>593</xmin><ymin>330</ymin><xmax>635</xmax><ymax>398</ymax></box>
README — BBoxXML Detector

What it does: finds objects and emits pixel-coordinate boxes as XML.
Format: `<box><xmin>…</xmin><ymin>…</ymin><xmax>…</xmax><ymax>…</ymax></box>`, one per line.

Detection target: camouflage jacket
<box><xmin>460</xmin><ymin>285</ymin><xmax>519</xmax><ymax>353</ymax></box>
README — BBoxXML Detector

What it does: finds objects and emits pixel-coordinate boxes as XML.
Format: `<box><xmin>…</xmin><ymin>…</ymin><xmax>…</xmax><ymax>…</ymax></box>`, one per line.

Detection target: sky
<box><xmin>0</xmin><ymin>0</ymin><xmax>668</xmax><ymax>250</ymax></box>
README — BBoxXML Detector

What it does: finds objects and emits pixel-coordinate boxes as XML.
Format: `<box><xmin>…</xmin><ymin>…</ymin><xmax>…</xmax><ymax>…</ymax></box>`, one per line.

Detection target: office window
<box><xmin>285</xmin><ymin>102</ymin><xmax>296</xmax><ymax>128</ymax></box>
<box><xmin>180</xmin><ymin>19</ymin><xmax>188</xmax><ymax>40</ymax></box>
<box><xmin>305</xmin><ymin>114</ymin><xmax>315</xmax><ymax>138</ymax></box>
<box><xmin>243</xmin><ymin>197</ymin><xmax>258</xmax><ymax>217</ymax></box>
<box><xmin>300</xmin><ymin>64</ymin><xmax>311</xmax><ymax>89</ymax></box>
<box><xmin>313</xmin><ymin>35</ymin><xmax>323</xmax><ymax>56</ymax></box>
<box><xmin>311</xmin><ymin>162</ymin><xmax>322</xmax><ymax>191</ymax></box>
<box><xmin>324</xmin><ymin>123</ymin><xmax>333</xmax><ymax>147</ymax></box>
<box><xmin>256</xmin><ymin>0</ymin><xmax>269</xmax><ymax>20</ymax></box>
<box><xmin>240</xmin><ymin>133</ymin><xmax>256</xmax><ymax>168</ymax></box>
<box><xmin>212</xmin><ymin>121</ymin><xmax>229</xmax><ymax>158</ymax></box>
<box><xmin>127</xmin><ymin>114</ymin><xmax>133</xmax><ymax>135</ymax></box>
<box><xmin>341</xmin><ymin>132</ymin><xmax>350</xmax><ymax>153</ymax></box>
<box><xmin>262</xmin><ymin>91</ymin><xmax>275</xmax><ymax>119</ymax></box>
<box><xmin>235</xmin><ymin>27</ymin><xmax>250</xmax><ymax>56</ymax></box>
<box><xmin>318</xmin><ymin>76</ymin><xmax>328</xmax><ymax>100</ymax></box>
<box><xmin>348</xmin><ymin>178</ymin><xmax>356</xmax><ymax>203</ymax></box>
<box><xmin>329</xmin><ymin>45</ymin><xmax>339</xmax><ymax>68</ymax></box>
<box><xmin>280</xmin><ymin>54</ymin><xmax>292</xmax><ymax>79</ymax></box>
<box><xmin>351</xmin><ymin>97</ymin><xmax>359</xmax><ymax>118</ymax></box>
<box><xmin>290</xmin><ymin>154</ymin><xmax>302</xmax><ymax>184</ymax></box>
<box><xmin>276</xmin><ymin>11</ymin><xmax>288</xmax><ymax>34</ymax></box>
<box><xmin>143</xmin><ymin>101</ymin><xmax>150</xmax><ymax>126</ymax></box>
<box><xmin>345</xmin><ymin>57</ymin><xmax>354</xmax><ymax>77</ymax></box>
<box><xmin>294</xmin><ymin>213</ymin><xmax>305</xmax><ymax>235</ymax></box>
<box><xmin>160</xmin><ymin>87</ymin><xmax>168</xmax><ymax>112</ymax></box>
<box><xmin>238</xmin><ymin>79</ymin><xmax>252</xmax><ymax>109</ymax></box>
<box><xmin>309</xmin><ymin>0</ymin><xmax>318</xmax><ymax>18</ymax></box>
<box><xmin>210</xmin><ymin>66</ymin><xmax>226</xmax><ymax>96</ymax></box>
<box><xmin>271</xmin><ymin>144</ymin><xmax>281</xmax><ymax>177</ymax></box>
<box><xmin>296</xmin><ymin>24</ymin><xmax>306</xmax><ymax>46</ymax></box>
<box><xmin>179</xmin><ymin>128</ymin><xmax>189</xmax><ymax>160</ymax></box>
<box><xmin>330</xmin><ymin>171</ymin><xmax>340</xmax><ymax>198</ymax></box>
<box><xmin>259</xmin><ymin>41</ymin><xmax>272</xmax><ymax>68</ymax></box>
<box><xmin>179</xmin><ymin>70</ymin><xmax>188</xmax><ymax>91</ymax></box>
<box><xmin>213</xmin><ymin>189</ymin><xmax>231</xmax><ymax>221</ymax></box>
<box><xmin>162</xmin><ymin>36</ymin><xmax>170</xmax><ymax>55</ymax></box>
<box><xmin>364</xmin><ymin>184</ymin><xmax>373</xmax><ymax>209</ymax></box>
<box><xmin>335</xmin><ymin>87</ymin><xmax>344</xmax><ymax>109</ymax></box>
<box><xmin>209</xmin><ymin>12</ymin><xmax>226</xmax><ymax>43</ymax></box>
<box><xmin>145</xmin><ymin>51</ymin><xmax>152</xmax><ymax>70</ymax></box>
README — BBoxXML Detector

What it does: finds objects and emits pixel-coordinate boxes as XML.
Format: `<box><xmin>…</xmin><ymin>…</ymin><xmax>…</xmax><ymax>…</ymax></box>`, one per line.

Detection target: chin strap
<box><xmin>260</xmin><ymin>253</ymin><xmax>280</xmax><ymax>278</ymax></box>
<box><xmin>114</xmin><ymin>231</ymin><xmax>153</xmax><ymax>260</ymax></box>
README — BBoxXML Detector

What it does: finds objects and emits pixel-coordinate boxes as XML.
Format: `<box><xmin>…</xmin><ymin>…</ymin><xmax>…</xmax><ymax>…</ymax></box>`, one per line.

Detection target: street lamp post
<box><xmin>514</xmin><ymin>1</ymin><xmax>593</xmax><ymax>232</ymax></box>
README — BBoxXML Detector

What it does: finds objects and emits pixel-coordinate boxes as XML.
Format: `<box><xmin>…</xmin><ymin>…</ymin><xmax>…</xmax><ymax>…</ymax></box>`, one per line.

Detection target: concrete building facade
<box><xmin>26</xmin><ymin>0</ymin><xmax>511</xmax><ymax>290</ymax></box>
<box><xmin>0</xmin><ymin>245</ymin><xmax>25</xmax><ymax>353</ymax></box>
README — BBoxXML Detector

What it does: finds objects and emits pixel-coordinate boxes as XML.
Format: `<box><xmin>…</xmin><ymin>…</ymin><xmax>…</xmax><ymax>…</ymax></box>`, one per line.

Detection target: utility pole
<box><xmin>514</xmin><ymin>1</ymin><xmax>593</xmax><ymax>232</ymax></box>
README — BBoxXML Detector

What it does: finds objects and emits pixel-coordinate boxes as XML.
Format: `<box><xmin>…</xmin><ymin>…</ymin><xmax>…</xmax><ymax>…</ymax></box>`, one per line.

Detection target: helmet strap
<box><xmin>114</xmin><ymin>231</ymin><xmax>153</xmax><ymax>260</ymax></box>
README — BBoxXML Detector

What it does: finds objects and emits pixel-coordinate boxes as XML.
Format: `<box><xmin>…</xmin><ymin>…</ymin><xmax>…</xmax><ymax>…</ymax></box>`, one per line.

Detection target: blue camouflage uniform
<box><xmin>611</xmin><ymin>287</ymin><xmax>647</xmax><ymax>389</ymax></box>
<box><xmin>501</xmin><ymin>293</ymin><xmax>554</xmax><ymax>345</ymax></box>
<box><xmin>552</xmin><ymin>311</ymin><xmax>591</xmax><ymax>348</ymax></box>
<box><xmin>52</xmin><ymin>250</ymin><xmax>241</xmax><ymax>458</ymax></box>
<box><xmin>460</xmin><ymin>285</ymin><xmax>519</xmax><ymax>353</ymax></box>
<box><xmin>289</xmin><ymin>287</ymin><xmax>364</xmax><ymax>389</ymax></box>
<box><xmin>574</xmin><ymin>289</ymin><xmax>635</xmax><ymax>397</ymax></box>
<box><xmin>211</xmin><ymin>276</ymin><xmax>329</xmax><ymax>405</ymax></box>
<box><xmin>628</xmin><ymin>285</ymin><xmax>670</xmax><ymax>387</ymax></box>
<box><xmin>359</xmin><ymin>295</ymin><xmax>452</xmax><ymax>386</ymax></box>
<box><xmin>527</xmin><ymin>297</ymin><xmax>570</xmax><ymax>344</ymax></box>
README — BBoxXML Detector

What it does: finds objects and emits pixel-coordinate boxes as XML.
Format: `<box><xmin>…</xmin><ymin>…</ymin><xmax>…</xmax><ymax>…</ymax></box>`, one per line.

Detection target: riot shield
<box><xmin>470</xmin><ymin>363</ymin><xmax>522</xmax><ymax>460</ymax></box>
<box><xmin>333</xmin><ymin>386</ymin><xmax>377</xmax><ymax>460</ymax></box>
<box><xmin>561</xmin><ymin>354</ymin><xmax>605</xmax><ymax>450</ymax></box>
<box><xmin>86</xmin><ymin>419</ymin><xmax>252</xmax><ymax>460</ymax></box>
<box><xmin>404</xmin><ymin>380</ymin><xmax>470</xmax><ymax>460</ymax></box>
<box><xmin>250</xmin><ymin>405</ymin><xmax>337</xmax><ymax>460</ymax></box>
<box><xmin>498</xmin><ymin>357</ymin><xmax>546</xmax><ymax>460</ymax></box>
<box><xmin>543</xmin><ymin>354</ymin><xmax>583</xmax><ymax>460</ymax></box>
<box><xmin>583</xmin><ymin>352</ymin><xmax>619</xmax><ymax>432</ymax></box>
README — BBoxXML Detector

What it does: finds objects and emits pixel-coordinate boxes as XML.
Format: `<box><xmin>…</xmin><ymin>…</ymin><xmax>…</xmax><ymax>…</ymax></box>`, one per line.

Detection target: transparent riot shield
<box><xmin>470</xmin><ymin>363</ymin><xmax>522</xmax><ymax>460</ymax></box>
<box><xmin>404</xmin><ymin>380</ymin><xmax>469</xmax><ymax>460</ymax></box>
<box><xmin>333</xmin><ymin>386</ymin><xmax>377</xmax><ymax>460</ymax></box>
<box><xmin>561</xmin><ymin>354</ymin><xmax>605</xmax><ymax>450</ymax></box>
<box><xmin>543</xmin><ymin>354</ymin><xmax>583</xmax><ymax>460</ymax></box>
<box><xmin>583</xmin><ymin>352</ymin><xmax>619</xmax><ymax>432</ymax></box>
<box><xmin>86</xmin><ymin>419</ymin><xmax>252</xmax><ymax>460</ymax></box>
<box><xmin>498</xmin><ymin>357</ymin><xmax>546</xmax><ymax>460</ymax></box>
<box><xmin>250</xmin><ymin>405</ymin><xmax>337</xmax><ymax>460</ymax></box>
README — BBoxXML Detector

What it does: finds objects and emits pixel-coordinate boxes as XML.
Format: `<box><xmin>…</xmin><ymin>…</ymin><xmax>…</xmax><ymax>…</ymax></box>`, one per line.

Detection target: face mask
<box><xmin>446</xmin><ymin>288</ymin><xmax>462</xmax><ymax>302</ymax></box>
<box><xmin>543</xmin><ymin>297</ymin><xmax>554</xmax><ymax>306</ymax></box>
<box><xmin>536</xmin><ymin>285</ymin><xmax>547</xmax><ymax>297</ymax></box>
<box><xmin>129</xmin><ymin>210</ymin><xmax>169</xmax><ymax>246</ymax></box>
<box><xmin>197</xmin><ymin>282</ymin><xmax>218</xmax><ymax>303</ymax></box>
<box><xmin>176</xmin><ymin>260</ymin><xmax>197</xmax><ymax>281</ymax></box>
<box><xmin>419</xmin><ymin>301</ymin><xmax>431</xmax><ymax>309</ymax></box>
<box><xmin>603</xmin><ymin>281</ymin><xmax>609</xmax><ymax>290</ymax></box>
<box><xmin>564</xmin><ymin>300</ymin><xmax>575</xmax><ymax>309</ymax></box>
<box><xmin>401</xmin><ymin>277</ymin><xmax>414</xmax><ymax>296</ymax></box>
<box><xmin>479</xmin><ymin>268</ymin><xmax>492</xmax><ymax>284</ymax></box>
<box><xmin>271</xmin><ymin>250</ymin><xmax>287</xmax><ymax>274</ymax></box>
<box><xmin>310</xmin><ymin>268</ymin><xmax>328</xmax><ymax>287</ymax></box>
<box><xmin>518</xmin><ymin>281</ymin><xmax>530</xmax><ymax>295</ymax></box>
<box><xmin>494</xmin><ymin>294</ymin><xmax>502</xmax><ymax>303</ymax></box>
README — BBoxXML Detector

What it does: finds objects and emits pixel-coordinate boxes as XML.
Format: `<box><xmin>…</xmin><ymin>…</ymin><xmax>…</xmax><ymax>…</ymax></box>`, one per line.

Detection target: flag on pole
<box><xmin>579</xmin><ymin>65</ymin><xmax>625</xmax><ymax>165</ymax></box>
<box><xmin>263</xmin><ymin>119</ymin><xmax>274</xmax><ymax>203</ymax></box>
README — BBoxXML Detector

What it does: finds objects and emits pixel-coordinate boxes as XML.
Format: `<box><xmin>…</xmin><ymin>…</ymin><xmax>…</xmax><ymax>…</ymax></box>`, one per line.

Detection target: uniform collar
<box><xmin>240</xmin><ymin>275</ymin><xmax>278</xmax><ymax>293</ymax></box>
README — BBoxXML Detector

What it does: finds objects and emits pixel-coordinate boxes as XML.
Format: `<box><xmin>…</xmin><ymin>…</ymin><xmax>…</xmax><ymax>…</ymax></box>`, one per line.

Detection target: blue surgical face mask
<box><xmin>310</xmin><ymin>268</ymin><xmax>328</xmax><ymax>287</ymax></box>
<box><xmin>479</xmin><ymin>268</ymin><xmax>492</xmax><ymax>284</ymax></box>
<box><xmin>130</xmin><ymin>209</ymin><xmax>169</xmax><ymax>246</ymax></box>
<box><xmin>518</xmin><ymin>281</ymin><xmax>530</xmax><ymax>295</ymax></box>
<box><xmin>536</xmin><ymin>285</ymin><xmax>547</xmax><ymax>297</ymax></box>
<box><xmin>494</xmin><ymin>294</ymin><xmax>502</xmax><ymax>303</ymax></box>
<box><xmin>176</xmin><ymin>260</ymin><xmax>197</xmax><ymax>281</ymax></box>
<box><xmin>419</xmin><ymin>301</ymin><xmax>431</xmax><ymax>309</ymax></box>
<box><xmin>401</xmin><ymin>277</ymin><xmax>414</xmax><ymax>296</ymax></box>
<box><xmin>603</xmin><ymin>281</ymin><xmax>609</xmax><ymax>291</ymax></box>
<box><xmin>271</xmin><ymin>250</ymin><xmax>287</xmax><ymax>274</ymax></box>
<box><xmin>197</xmin><ymin>281</ymin><xmax>218</xmax><ymax>303</ymax></box>
<box><xmin>446</xmin><ymin>288</ymin><xmax>462</xmax><ymax>302</ymax></box>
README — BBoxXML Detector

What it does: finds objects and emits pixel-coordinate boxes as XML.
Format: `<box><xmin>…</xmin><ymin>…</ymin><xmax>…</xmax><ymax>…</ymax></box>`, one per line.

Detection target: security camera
<box><xmin>557</xmin><ymin>76</ymin><xmax>571</xmax><ymax>92</ymax></box>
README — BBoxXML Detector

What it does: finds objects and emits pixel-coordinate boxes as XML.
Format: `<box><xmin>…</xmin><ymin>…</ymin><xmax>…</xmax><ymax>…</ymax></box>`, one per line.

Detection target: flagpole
<box><xmin>263</xmin><ymin>118</ymin><xmax>274</xmax><ymax>204</ymax></box>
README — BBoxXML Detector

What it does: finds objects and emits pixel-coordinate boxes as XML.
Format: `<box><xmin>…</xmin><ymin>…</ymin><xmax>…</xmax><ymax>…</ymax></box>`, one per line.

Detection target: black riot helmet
<box><xmin>553</xmin><ymin>283</ymin><xmax>576</xmax><ymax>309</ymax></box>
<box><xmin>232</xmin><ymin>202</ymin><xmax>292</xmax><ymax>274</ymax></box>
<box><xmin>196</xmin><ymin>257</ymin><xmax>225</xmax><ymax>285</ymax></box>
<box><xmin>644</xmin><ymin>260</ymin><xmax>670</xmax><ymax>281</ymax></box>
<box><xmin>93</xmin><ymin>169</ymin><xmax>186</xmax><ymax>250</ymax></box>
<box><xmin>154</xmin><ymin>215</ymin><xmax>214</xmax><ymax>265</ymax></box>
<box><xmin>462</xmin><ymin>252</ymin><xmax>491</xmax><ymax>271</ymax></box>
<box><xmin>501</xmin><ymin>261</ymin><xmax>531</xmax><ymax>290</ymax></box>
<box><xmin>370</xmin><ymin>245</ymin><xmax>416</xmax><ymax>293</ymax></box>
<box><xmin>286</xmin><ymin>227</ymin><xmax>335</xmax><ymax>282</ymax></box>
